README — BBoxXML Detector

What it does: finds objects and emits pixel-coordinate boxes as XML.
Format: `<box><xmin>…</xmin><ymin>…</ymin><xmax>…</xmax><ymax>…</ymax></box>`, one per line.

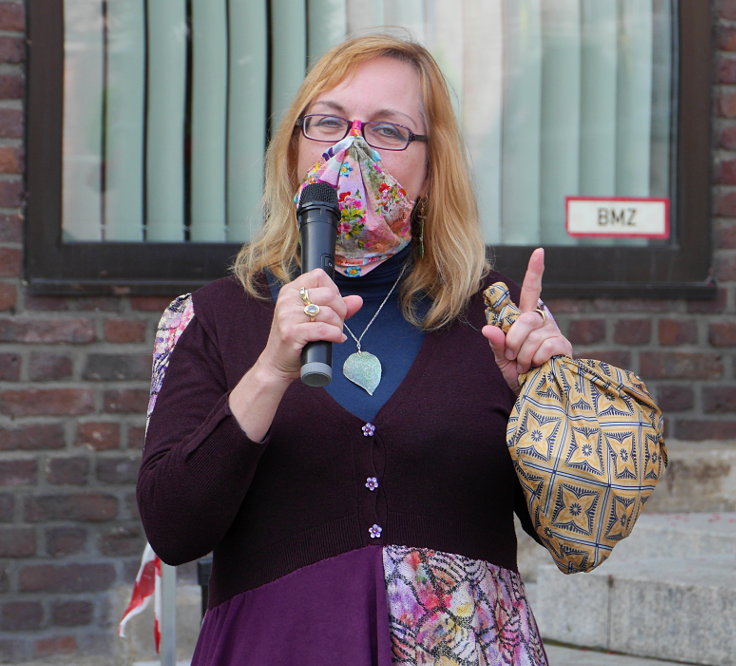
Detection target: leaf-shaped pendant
<box><xmin>343</xmin><ymin>351</ymin><xmax>382</xmax><ymax>396</ymax></box>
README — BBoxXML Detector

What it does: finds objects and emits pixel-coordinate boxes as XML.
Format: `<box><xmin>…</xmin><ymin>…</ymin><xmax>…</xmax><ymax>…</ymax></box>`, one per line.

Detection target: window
<box><xmin>26</xmin><ymin>0</ymin><xmax>713</xmax><ymax>298</ymax></box>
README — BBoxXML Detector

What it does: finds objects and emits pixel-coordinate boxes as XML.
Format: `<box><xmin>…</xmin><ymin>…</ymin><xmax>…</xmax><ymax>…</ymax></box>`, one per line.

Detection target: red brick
<box><xmin>51</xmin><ymin>600</ymin><xmax>94</xmax><ymax>627</ymax></box>
<box><xmin>0</xmin><ymin>527</ymin><xmax>35</xmax><ymax>557</ymax></box>
<box><xmin>24</xmin><ymin>494</ymin><xmax>118</xmax><ymax>522</ymax></box>
<box><xmin>717</xmin><ymin>90</ymin><xmax>736</xmax><ymax>118</ymax></box>
<box><xmin>566</xmin><ymin>319</ymin><xmax>606</xmax><ymax>345</ymax></box>
<box><xmin>717</xmin><ymin>0</ymin><xmax>736</xmax><ymax>21</ymax></box>
<box><xmin>718</xmin><ymin>157</ymin><xmax>736</xmax><ymax>183</ymax></box>
<box><xmin>0</xmin><ymin>423</ymin><xmax>65</xmax><ymax>451</ymax></box>
<box><xmin>46</xmin><ymin>457</ymin><xmax>90</xmax><ymax>485</ymax></box>
<box><xmin>715</xmin><ymin>252</ymin><xmax>736</xmax><ymax>281</ymax></box>
<box><xmin>24</xmin><ymin>295</ymin><xmax>70</xmax><ymax>311</ymax></box>
<box><xmin>0</xmin><ymin>459</ymin><xmax>37</xmax><ymax>486</ymax></box>
<box><xmin>130</xmin><ymin>295</ymin><xmax>177</xmax><ymax>312</ymax></box>
<box><xmin>593</xmin><ymin>298</ymin><xmax>675</xmax><ymax>314</ymax></box>
<box><xmin>702</xmin><ymin>386</ymin><xmax>736</xmax><ymax>413</ymax></box>
<box><xmin>0</xmin><ymin>247</ymin><xmax>20</xmax><ymax>277</ymax></box>
<box><xmin>0</xmin><ymin>36</ymin><xmax>23</xmax><ymax>63</ymax></box>
<box><xmin>0</xmin><ymin>601</ymin><xmax>43</xmax><ymax>631</ymax></box>
<box><xmin>715</xmin><ymin>221</ymin><xmax>736</xmax><ymax>248</ymax></box>
<box><xmin>655</xmin><ymin>385</ymin><xmax>694</xmax><ymax>412</ymax></box>
<box><xmin>0</xmin><ymin>108</ymin><xmax>22</xmax><ymax>139</ymax></box>
<box><xmin>104</xmin><ymin>318</ymin><xmax>147</xmax><ymax>343</ymax></box>
<box><xmin>76</xmin><ymin>421</ymin><xmax>120</xmax><ymax>451</ymax></box>
<box><xmin>96</xmin><ymin>456</ymin><xmax>139</xmax><ymax>485</ymax></box>
<box><xmin>75</xmin><ymin>296</ymin><xmax>122</xmax><ymax>312</ymax></box>
<box><xmin>613</xmin><ymin>319</ymin><xmax>651</xmax><ymax>345</ymax></box>
<box><xmin>28</xmin><ymin>353</ymin><xmax>74</xmax><ymax>381</ymax></box>
<box><xmin>46</xmin><ymin>527</ymin><xmax>87</xmax><ymax>557</ymax></box>
<box><xmin>686</xmin><ymin>287</ymin><xmax>728</xmax><ymax>314</ymax></box>
<box><xmin>717</xmin><ymin>25</ymin><xmax>736</xmax><ymax>51</ymax></box>
<box><xmin>718</xmin><ymin>55</ymin><xmax>736</xmax><ymax>84</ymax></box>
<box><xmin>82</xmin><ymin>353</ymin><xmax>151</xmax><ymax>381</ymax></box>
<box><xmin>0</xmin><ymin>317</ymin><xmax>96</xmax><ymax>343</ymax></box>
<box><xmin>0</xmin><ymin>145</ymin><xmax>22</xmax><ymax>173</ymax></box>
<box><xmin>34</xmin><ymin>635</ymin><xmax>77</xmax><ymax>658</ymax></box>
<box><xmin>103</xmin><ymin>389</ymin><xmax>148</xmax><ymax>413</ymax></box>
<box><xmin>717</xmin><ymin>188</ymin><xmax>736</xmax><ymax>217</ymax></box>
<box><xmin>640</xmin><ymin>352</ymin><xmax>724</xmax><ymax>380</ymax></box>
<box><xmin>709</xmin><ymin>321</ymin><xmax>736</xmax><ymax>346</ymax></box>
<box><xmin>719</xmin><ymin>123</ymin><xmax>736</xmax><ymax>150</ymax></box>
<box><xmin>0</xmin><ymin>493</ymin><xmax>14</xmax><ymax>521</ymax></box>
<box><xmin>574</xmin><ymin>349</ymin><xmax>632</xmax><ymax>369</ymax></box>
<box><xmin>99</xmin><ymin>524</ymin><xmax>144</xmax><ymax>556</ymax></box>
<box><xmin>128</xmin><ymin>424</ymin><xmax>146</xmax><ymax>450</ymax></box>
<box><xmin>0</xmin><ymin>282</ymin><xmax>16</xmax><ymax>310</ymax></box>
<box><xmin>658</xmin><ymin>319</ymin><xmax>699</xmax><ymax>346</ymax></box>
<box><xmin>0</xmin><ymin>178</ymin><xmax>22</xmax><ymax>207</ymax></box>
<box><xmin>0</xmin><ymin>3</ymin><xmax>24</xmax><ymax>32</ymax></box>
<box><xmin>0</xmin><ymin>74</ymin><xmax>25</xmax><ymax>99</ymax></box>
<box><xmin>674</xmin><ymin>419</ymin><xmax>736</xmax><ymax>441</ymax></box>
<box><xmin>20</xmin><ymin>563</ymin><xmax>116</xmax><ymax>593</ymax></box>
<box><xmin>0</xmin><ymin>388</ymin><xmax>95</xmax><ymax>417</ymax></box>
<box><xmin>0</xmin><ymin>352</ymin><xmax>19</xmax><ymax>380</ymax></box>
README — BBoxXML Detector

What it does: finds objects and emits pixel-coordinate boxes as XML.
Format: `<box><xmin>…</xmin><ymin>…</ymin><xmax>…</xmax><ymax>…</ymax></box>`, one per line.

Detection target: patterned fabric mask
<box><xmin>296</xmin><ymin>128</ymin><xmax>415</xmax><ymax>277</ymax></box>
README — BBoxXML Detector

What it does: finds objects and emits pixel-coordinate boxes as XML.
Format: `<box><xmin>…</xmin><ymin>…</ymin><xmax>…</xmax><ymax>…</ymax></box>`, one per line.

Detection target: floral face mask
<box><xmin>295</xmin><ymin>125</ymin><xmax>415</xmax><ymax>277</ymax></box>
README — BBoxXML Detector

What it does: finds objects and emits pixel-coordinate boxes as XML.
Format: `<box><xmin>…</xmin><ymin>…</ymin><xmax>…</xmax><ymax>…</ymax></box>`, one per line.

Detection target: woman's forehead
<box><xmin>307</xmin><ymin>57</ymin><xmax>425</xmax><ymax>124</ymax></box>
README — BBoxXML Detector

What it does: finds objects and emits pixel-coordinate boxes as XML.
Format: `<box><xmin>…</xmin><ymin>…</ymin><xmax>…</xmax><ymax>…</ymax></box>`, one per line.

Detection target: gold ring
<box><xmin>534</xmin><ymin>307</ymin><xmax>547</xmax><ymax>324</ymax></box>
<box><xmin>299</xmin><ymin>287</ymin><xmax>311</xmax><ymax>306</ymax></box>
<box><xmin>303</xmin><ymin>303</ymin><xmax>320</xmax><ymax>321</ymax></box>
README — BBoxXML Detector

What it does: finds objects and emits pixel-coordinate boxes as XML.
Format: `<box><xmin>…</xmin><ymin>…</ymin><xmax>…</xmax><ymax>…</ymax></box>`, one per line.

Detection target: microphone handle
<box><xmin>300</xmin><ymin>212</ymin><xmax>337</xmax><ymax>387</ymax></box>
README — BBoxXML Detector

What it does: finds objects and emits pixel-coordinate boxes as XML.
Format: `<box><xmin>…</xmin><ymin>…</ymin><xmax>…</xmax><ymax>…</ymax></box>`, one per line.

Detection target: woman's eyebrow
<box><xmin>309</xmin><ymin>100</ymin><xmax>420</xmax><ymax>129</ymax></box>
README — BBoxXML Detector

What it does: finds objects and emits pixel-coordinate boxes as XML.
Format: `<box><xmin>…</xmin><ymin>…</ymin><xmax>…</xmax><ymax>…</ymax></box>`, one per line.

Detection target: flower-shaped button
<box><xmin>369</xmin><ymin>524</ymin><xmax>382</xmax><ymax>539</ymax></box>
<box><xmin>362</xmin><ymin>422</ymin><xmax>376</xmax><ymax>437</ymax></box>
<box><xmin>365</xmin><ymin>477</ymin><xmax>379</xmax><ymax>492</ymax></box>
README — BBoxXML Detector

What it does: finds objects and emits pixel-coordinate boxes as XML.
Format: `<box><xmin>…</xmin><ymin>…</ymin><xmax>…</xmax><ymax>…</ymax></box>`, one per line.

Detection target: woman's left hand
<box><xmin>482</xmin><ymin>248</ymin><xmax>573</xmax><ymax>393</ymax></box>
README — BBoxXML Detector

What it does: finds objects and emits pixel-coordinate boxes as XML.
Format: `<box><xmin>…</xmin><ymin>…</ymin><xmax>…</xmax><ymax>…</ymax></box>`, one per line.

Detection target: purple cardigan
<box><xmin>138</xmin><ymin>273</ymin><xmax>534</xmax><ymax>609</ymax></box>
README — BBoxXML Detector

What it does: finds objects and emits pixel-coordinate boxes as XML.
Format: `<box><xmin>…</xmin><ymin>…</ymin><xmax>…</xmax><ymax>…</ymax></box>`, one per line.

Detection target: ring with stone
<box><xmin>534</xmin><ymin>307</ymin><xmax>547</xmax><ymax>324</ymax></box>
<box><xmin>298</xmin><ymin>287</ymin><xmax>311</xmax><ymax>306</ymax></box>
<box><xmin>303</xmin><ymin>303</ymin><xmax>320</xmax><ymax>321</ymax></box>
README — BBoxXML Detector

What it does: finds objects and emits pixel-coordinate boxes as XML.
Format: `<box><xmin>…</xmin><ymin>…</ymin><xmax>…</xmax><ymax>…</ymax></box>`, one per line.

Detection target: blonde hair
<box><xmin>232</xmin><ymin>34</ymin><xmax>489</xmax><ymax>330</ymax></box>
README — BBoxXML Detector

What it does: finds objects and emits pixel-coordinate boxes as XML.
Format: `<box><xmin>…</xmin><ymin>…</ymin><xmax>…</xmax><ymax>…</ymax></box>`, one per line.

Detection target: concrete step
<box><xmin>518</xmin><ymin>511</ymin><xmax>736</xmax><ymax>582</ymax></box>
<box><xmin>604</xmin><ymin>511</ymin><xmax>736</xmax><ymax>563</ymax></box>
<box><xmin>533</xmin><ymin>554</ymin><xmax>736</xmax><ymax>666</ymax></box>
<box><xmin>545</xmin><ymin>643</ymin><xmax>696</xmax><ymax>665</ymax></box>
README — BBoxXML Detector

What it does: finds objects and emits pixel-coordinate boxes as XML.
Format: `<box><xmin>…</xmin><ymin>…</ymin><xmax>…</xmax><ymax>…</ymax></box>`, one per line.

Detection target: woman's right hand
<box><xmin>260</xmin><ymin>268</ymin><xmax>363</xmax><ymax>380</ymax></box>
<box><xmin>228</xmin><ymin>269</ymin><xmax>363</xmax><ymax>441</ymax></box>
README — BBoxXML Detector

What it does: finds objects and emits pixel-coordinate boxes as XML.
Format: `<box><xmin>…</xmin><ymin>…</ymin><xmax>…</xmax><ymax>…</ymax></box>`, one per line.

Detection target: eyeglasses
<box><xmin>296</xmin><ymin>114</ymin><xmax>428</xmax><ymax>151</ymax></box>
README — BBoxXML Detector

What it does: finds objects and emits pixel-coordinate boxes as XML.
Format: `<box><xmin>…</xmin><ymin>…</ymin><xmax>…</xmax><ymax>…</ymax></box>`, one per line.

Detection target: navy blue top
<box><xmin>328</xmin><ymin>248</ymin><xmax>425</xmax><ymax>422</ymax></box>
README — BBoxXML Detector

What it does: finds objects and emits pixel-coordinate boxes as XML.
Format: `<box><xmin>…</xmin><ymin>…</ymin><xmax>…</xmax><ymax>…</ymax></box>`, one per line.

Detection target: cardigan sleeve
<box><xmin>137</xmin><ymin>295</ymin><xmax>268</xmax><ymax>566</ymax></box>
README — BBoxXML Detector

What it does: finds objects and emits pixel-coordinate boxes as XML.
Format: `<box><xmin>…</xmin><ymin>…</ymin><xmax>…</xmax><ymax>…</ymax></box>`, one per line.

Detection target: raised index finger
<box><xmin>518</xmin><ymin>248</ymin><xmax>545</xmax><ymax>312</ymax></box>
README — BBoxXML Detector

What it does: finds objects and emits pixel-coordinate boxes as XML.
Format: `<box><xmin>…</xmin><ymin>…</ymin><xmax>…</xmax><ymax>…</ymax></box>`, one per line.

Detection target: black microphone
<box><xmin>297</xmin><ymin>182</ymin><xmax>340</xmax><ymax>387</ymax></box>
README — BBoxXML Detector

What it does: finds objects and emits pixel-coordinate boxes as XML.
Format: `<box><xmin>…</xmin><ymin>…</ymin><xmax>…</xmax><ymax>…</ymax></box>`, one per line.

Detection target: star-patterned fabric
<box><xmin>484</xmin><ymin>283</ymin><xmax>667</xmax><ymax>574</ymax></box>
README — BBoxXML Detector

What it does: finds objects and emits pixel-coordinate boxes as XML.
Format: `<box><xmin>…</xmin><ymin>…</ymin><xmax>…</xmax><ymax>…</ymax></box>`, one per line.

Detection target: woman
<box><xmin>138</xmin><ymin>34</ymin><xmax>572</xmax><ymax>665</ymax></box>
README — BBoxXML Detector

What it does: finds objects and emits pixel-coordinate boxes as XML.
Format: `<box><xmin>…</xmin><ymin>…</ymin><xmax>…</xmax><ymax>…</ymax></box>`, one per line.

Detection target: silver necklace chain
<box><xmin>343</xmin><ymin>265</ymin><xmax>406</xmax><ymax>353</ymax></box>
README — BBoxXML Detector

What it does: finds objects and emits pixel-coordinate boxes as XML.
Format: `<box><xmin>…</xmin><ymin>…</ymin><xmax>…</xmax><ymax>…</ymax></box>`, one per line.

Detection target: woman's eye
<box><xmin>374</xmin><ymin>124</ymin><xmax>402</xmax><ymax>138</ymax></box>
<box><xmin>315</xmin><ymin>117</ymin><xmax>343</xmax><ymax>129</ymax></box>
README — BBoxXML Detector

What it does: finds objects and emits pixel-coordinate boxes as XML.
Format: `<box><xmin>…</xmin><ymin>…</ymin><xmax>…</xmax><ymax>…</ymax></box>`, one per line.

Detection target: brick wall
<box><xmin>0</xmin><ymin>0</ymin><xmax>734</xmax><ymax>662</ymax></box>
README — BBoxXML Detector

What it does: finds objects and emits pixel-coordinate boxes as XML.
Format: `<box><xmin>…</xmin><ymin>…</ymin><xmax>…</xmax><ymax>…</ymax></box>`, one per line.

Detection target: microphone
<box><xmin>297</xmin><ymin>182</ymin><xmax>340</xmax><ymax>387</ymax></box>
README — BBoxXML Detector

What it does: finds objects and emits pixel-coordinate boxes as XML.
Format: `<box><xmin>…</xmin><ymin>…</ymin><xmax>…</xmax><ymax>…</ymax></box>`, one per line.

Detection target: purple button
<box><xmin>369</xmin><ymin>524</ymin><xmax>382</xmax><ymax>539</ymax></box>
<box><xmin>362</xmin><ymin>422</ymin><xmax>376</xmax><ymax>437</ymax></box>
<box><xmin>365</xmin><ymin>477</ymin><xmax>379</xmax><ymax>492</ymax></box>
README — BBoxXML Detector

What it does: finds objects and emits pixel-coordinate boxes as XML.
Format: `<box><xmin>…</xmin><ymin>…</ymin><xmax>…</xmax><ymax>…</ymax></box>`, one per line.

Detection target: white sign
<box><xmin>565</xmin><ymin>197</ymin><xmax>670</xmax><ymax>239</ymax></box>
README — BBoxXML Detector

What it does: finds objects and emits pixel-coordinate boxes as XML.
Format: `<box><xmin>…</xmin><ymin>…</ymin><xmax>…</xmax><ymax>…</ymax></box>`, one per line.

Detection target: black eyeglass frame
<box><xmin>295</xmin><ymin>114</ymin><xmax>428</xmax><ymax>151</ymax></box>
